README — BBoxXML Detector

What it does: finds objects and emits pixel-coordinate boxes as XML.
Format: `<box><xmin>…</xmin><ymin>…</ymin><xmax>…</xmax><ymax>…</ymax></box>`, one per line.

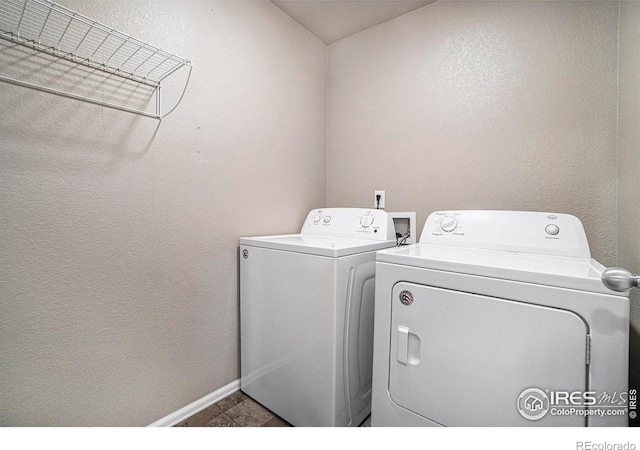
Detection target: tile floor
<box><xmin>174</xmin><ymin>390</ymin><xmax>371</xmax><ymax>427</ymax></box>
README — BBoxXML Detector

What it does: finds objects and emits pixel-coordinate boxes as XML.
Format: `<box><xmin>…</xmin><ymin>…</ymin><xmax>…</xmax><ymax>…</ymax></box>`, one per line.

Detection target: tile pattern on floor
<box><xmin>174</xmin><ymin>390</ymin><xmax>371</xmax><ymax>427</ymax></box>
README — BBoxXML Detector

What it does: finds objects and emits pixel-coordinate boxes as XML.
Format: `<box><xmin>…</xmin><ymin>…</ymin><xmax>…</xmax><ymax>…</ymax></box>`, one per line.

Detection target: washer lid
<box><xmin>241</xmin><ymin>234</ymin><xmax>395</xmax><ymax>257</ymax></box>
<box><xmin>376</xmin><ymin>243</ymin><xmax>627</xmax><ymax>296</ymax></box>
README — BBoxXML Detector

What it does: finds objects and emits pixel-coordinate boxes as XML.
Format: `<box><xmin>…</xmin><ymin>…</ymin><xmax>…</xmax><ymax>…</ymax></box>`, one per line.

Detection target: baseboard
<box><xmin>148</xmin><ymin>379</ymin><xmax>241</xmax><ymax>427</ymax></box>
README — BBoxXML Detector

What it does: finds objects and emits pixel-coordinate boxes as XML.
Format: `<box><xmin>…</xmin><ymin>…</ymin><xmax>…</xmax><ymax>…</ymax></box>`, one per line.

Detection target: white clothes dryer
<box><xmin>241</xmin><ymin>208</ymin><xmax>395</xmax><ymax>427</ymax></box>
<box><xmin>371</xmin><ymin>210</ymin><xmax>629</xmax><ymax>427</ymax></box>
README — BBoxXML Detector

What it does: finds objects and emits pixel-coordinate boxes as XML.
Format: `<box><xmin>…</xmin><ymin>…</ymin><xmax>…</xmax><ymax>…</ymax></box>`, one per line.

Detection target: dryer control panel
<box><xmin>302</xmin><ymin>208</ymin><xmax>395</xmax><ymax>241</ymax></box>
<box><xmin>420</xmin><ymin>210</ymin><xmax>591</xmax><ymax>258</ymax></box>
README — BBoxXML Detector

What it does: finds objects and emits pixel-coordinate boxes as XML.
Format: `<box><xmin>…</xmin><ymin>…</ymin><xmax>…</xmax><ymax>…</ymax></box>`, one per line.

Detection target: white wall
<box><xmin>327</xmin><ymin>1</ymin><xmax>619</xmax><ymax>266</ymax></box>
<box><xmin>0</xmin><ymin>0</ymin><xmax>326</xmax><ymax>426</ymax></box>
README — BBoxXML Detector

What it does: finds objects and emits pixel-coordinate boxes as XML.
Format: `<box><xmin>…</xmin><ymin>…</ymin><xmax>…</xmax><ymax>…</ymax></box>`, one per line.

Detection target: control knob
<box><xmin>440</xmin><ymin>217</ymin><xmax>458</xmax><ymax>232</ymax></box>
<box><xmin>545</xmin><ymin>224</ymin><xmax>559</xmax><ymax>235</ymax></box>
<box><xmin>360</xmin><ymin>215</ymin><xmax>374</xmax><ymax>228</ymax></box>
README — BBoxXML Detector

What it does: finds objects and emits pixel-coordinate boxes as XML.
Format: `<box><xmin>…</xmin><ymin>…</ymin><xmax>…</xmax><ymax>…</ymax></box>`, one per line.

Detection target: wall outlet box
<box><xmin>388</xmin><ymin>212</ymin><xmax>417</xmax><ymax>245</ymax></box>
<box><xmin>374</xmin><ymin>190</ymin><xmax>386</xmax><ymax>209</ymax></box>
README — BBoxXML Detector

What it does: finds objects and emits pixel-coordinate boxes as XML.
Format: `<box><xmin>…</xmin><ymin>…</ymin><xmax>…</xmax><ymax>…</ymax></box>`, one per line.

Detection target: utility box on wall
<box><xmin>388</xmin><ymin>212</ymin><xmax>416</xmax><ymax>245</ymax></box>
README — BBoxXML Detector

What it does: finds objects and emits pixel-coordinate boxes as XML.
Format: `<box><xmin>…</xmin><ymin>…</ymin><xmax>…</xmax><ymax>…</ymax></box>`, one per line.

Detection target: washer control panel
<box><xmin>302</xmin><ymin>208</ymin><xmax>395</xmax><ymax>241</ymax></box>
<box><xmin>420</xmin><ymin>210</ymin><xmax>590</xmax><ymax>258</ymax></box>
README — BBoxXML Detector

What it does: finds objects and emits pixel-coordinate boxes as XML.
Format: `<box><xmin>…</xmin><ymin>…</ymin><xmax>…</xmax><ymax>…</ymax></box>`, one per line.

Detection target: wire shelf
<box><xmin>0</xmin><ymin>0</ymin><xmax>193</xmax><ymax>118</ymax></box>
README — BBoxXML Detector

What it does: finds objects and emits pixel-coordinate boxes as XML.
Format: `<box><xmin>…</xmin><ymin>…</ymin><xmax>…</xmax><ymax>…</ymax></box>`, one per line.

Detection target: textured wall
<box><xmin>0</xmin><ymin>1</ymin><xmax>326</xmax><ymax>426</ymax></box>
<box><xmin>618</xmin><ymin>0</ymin><xmax>640</xmax><ymax>420</ymax></box>
<box><xmin>327</xmin><ymin>1</ymin><xmax>618</xmax><ymax>266</ymax></box>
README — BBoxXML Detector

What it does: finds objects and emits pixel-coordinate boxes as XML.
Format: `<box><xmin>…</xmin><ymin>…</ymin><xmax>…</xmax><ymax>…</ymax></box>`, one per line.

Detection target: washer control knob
<box><xmin>440</xmin><ymin>217</ymin><xmax>458</xmax><ymax>232</ymax></box>
<box><xmin>545</xmin><ymin>224</ymin><xmax>560</xmax><ymax>235</ymax></box>
<box><xmin>323</xmin><ymin>216</ymin><xmax>332</xmax><ymax>223</ymax></box>
<box><xmin>360</xmin><ymin>215</ymin><xmax>374</xmax><ymax>228</ymax></box>
<box><xmin>313</xmin><ymin>215</ymin><xmax>321</xmax><ymax>223</ymax></box>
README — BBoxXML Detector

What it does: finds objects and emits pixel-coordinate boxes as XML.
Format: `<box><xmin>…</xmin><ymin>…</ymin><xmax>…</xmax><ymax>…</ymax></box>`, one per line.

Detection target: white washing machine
<box><xmin>240</xmin><ymin>208</ymin><xmax>395</xmax><ymax>427</ymax></box>
<box><xmin>372</xmin><ymin>210</ymin><xmax>630</xmax><ymax>427</ymax></box>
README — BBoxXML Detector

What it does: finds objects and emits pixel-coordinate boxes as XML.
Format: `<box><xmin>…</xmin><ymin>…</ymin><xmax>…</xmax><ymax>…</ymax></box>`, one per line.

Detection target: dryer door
<box><xmin>389</xmin><ymin>283</ymin><xmax>588</xmax><ymax>426</ymax></box>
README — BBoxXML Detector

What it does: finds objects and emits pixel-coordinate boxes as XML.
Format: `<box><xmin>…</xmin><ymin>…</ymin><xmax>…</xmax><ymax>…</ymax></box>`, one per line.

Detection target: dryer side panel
<box><xmin>389</xmin><ymin>283</ymin><xmax>588</xmax><ymax>426</ymax></box>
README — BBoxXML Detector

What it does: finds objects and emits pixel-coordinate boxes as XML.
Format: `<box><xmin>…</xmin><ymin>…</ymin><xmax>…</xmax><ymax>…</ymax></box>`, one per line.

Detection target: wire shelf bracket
<box><xmin>0</xmin><ymin>0</ymin><xmax>193</xmax><ymax>119</ymax></box>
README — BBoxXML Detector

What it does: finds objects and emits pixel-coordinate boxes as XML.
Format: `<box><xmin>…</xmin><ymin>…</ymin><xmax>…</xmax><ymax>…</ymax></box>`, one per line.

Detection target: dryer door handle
<box><xmin>397</xmin><ymin>326</ymin><xmax>421</xmax><ymax>366</ymax></box>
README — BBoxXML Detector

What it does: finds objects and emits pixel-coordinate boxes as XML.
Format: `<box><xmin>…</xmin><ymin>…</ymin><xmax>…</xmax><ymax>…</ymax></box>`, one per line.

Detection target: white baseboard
<box><xmin>148</xmin><ymin>379</ymin><xmax>241</xmax><ymax>427</ymax></box>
